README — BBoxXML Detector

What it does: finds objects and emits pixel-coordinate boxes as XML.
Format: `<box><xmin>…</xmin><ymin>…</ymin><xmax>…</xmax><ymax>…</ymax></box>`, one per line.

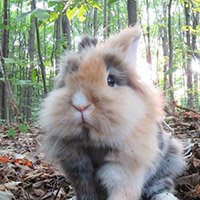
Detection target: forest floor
<box><xmin>0</xmin><ymin>108</ymin><xmax>200</xmax><ymax>200</ymax></box>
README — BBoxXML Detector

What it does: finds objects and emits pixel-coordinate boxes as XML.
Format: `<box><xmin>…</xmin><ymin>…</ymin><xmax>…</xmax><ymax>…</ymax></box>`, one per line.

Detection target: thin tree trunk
<box><xmin>127</xmin><ymin>0</ymin><xmax>137</xmax><ymax>26</ymax></box>
<box><xmin>25</xmin><ymin>0</ymin><xmax>35</xmax><ymax>121</ymax></box>
<box><xmin>161</xmin><ymin>3</ymin><xmax>169</xmax><ymax>96</ymax></box>
<box><xmin>35</xmin><ymin>15</ymin><xmax>47</xmax><ymax>96</ymax></box>
<box><xmin>145</xmin><ymin>0</ymin><xmax>152</xmax><ymax>64</ymax></box>
<box><xmin>107</xmin><ymin>3</ymin><xmax>111</xmax><ymax>37</ymax></box>
<box><xmin>55</xmin><ymin>15</ymin><xmax>61</xmax><ymax>69</ymax></box>
<box><xmin>62</xmin><ymin>12</ymin><xmax>72</xmax><ymax>50</ymax></box>
<box><xmin>161</xmin><ymin>26</ymin><xmax>169</xmax><ymax>96</ymax></box>
<box><xmin>192</xmin><ymin>9</ymin><xmax>199</xmax><ymax>107</ymax></box>
<box><xmin>1</xmin><ymin>0</ymin><xmax>9</xmax><ymax>120</ymax></box>
<box><xmin>93</xmin><ymin>7</ymin><xmax>98</xmax><ymax>36</ymax></box>
<box><xmin>117</xmin><ymin>1</ymin><xmax>121</xmax><ymax>31</ymax></box>
<box><xmin>184</xmin><ymin>0</ymin><xmax>193</xmax><ymax>107</ymax></box>
<box><xmin>103</xmin><ymin>0</ymin><xmax>107</xmax><ymax>39</ymax></box>
<box><xmin>168</xmin><ymin>0</ymin><xmax>174</xmax><ymax>101</ymax></box>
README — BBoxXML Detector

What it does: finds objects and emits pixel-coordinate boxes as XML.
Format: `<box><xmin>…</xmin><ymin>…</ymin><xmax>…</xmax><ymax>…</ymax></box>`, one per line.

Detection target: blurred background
<box><xmin>0</xmin><ymin>0</ymin><xmax>199</xmax><ymax>123</ymax></box>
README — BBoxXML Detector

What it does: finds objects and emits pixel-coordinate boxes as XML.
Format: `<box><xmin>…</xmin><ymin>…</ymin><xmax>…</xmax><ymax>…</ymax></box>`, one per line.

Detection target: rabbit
<box><xmin>39</xmin><ymin>26</ymin><xmax>185</xmax><ymax>200</ymax></box>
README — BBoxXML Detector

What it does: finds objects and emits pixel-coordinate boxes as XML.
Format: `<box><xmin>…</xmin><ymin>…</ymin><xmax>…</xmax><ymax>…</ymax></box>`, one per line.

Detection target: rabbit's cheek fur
<box><xmin>87</xmin><ymin>89</ymin><xmax>147</xmax><ymax>146</ymax></box>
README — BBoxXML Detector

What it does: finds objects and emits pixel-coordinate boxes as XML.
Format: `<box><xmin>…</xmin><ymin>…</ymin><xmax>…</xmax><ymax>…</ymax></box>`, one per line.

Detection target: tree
<box><xmin>184</xmin><ymin>0</ymin><xmax>193</xmax><ymax>107</ymax></box>
<box><xmin>167</xmin><ymin>0</ymin><xmax>174</xmax><ymax>101</ymax></box>
<box><xmin>25</xmin><ymin>0</ymin><xmax>35</xmax><ymax>121</ymax></box>
<box><xmin>127</xmin><ymin>0</ymin><xmax>137</xmax><ymax>26</ymax></box>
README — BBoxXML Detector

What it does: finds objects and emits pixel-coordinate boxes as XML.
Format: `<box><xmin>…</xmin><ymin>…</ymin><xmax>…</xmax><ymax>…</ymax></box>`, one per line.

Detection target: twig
<box><xmin>172</xmin><ymin>101</ymin><xmax>200</xmax><ymax>115</ymax></box>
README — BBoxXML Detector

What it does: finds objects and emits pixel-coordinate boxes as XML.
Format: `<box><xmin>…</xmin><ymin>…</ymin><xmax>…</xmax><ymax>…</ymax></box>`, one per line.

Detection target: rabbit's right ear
<box><xmin>78</xmin><ymin>36</ymin><xmax>98</xmax><ymax>52</ymax></box>
<box><xmin>105</xmin><ymin>25</ymin><xmax>141</xmax><ymax>64</ymax></box>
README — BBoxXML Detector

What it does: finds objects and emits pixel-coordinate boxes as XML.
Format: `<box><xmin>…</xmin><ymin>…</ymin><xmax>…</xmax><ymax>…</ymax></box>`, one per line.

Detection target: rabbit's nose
<box><xmin>72</xmin><ymin>91</ymin><xmax>91</xmax><ymax>112</ymax></box>
<box><xmin>73</xmin><ymin>104</ymin><xmax>91</xmax><ymax>113</ymax></box>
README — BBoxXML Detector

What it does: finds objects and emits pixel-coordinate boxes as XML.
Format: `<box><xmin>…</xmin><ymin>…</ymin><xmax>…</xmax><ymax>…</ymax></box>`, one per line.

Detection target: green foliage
<box><xmin>1</xmin><ymin>0</ymin><xmax>200</xmax><ymax>123</ymax></box>
<box><xmin>18</xmin><ymin>124</ymin><xmax>28</xmax><ymax>133</ymax></box>
<box><xmin>31</xmin><ymin>9</ymin><xmax>50</xmax><ymax>22</ymax></box>
<box><xmin>7</xmin><ymin>129</ymin><xmax>16</xmax><ymax>137</ymax></box>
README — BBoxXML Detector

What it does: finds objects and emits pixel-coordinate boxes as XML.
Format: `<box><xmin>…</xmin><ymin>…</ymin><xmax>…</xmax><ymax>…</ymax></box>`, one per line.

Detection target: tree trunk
<box><xmin>184</xmin><ymin>0</ymin><xmax>193</xmax><ymax>107</ymax></box>
<box><xmin>62</xmin><ymin>12</ymin><xmax>72</xmax><ymax>50</ymax></box>
<box><xmin>103</xmin><ymin>0</ymin><xmax>107</xmax><ymax>39</ymax></box>
<box><xmin>35</xmin><ymin>15</ymin><xmax>47</xmax><ymax>96</ymax></box>
<box><xmin>93</xmin><ymin>7</ymin><xmax>98</xmax><ymax>36</ymax></box>
<box><xmin>117</xmin><ymin>1</ymin><xmax>121</xmax><ymax>31</ymax></box>
<box><xmin>192</xmin><ymin>7</ymin><xmax>199</xmax><ymax>108</ymax></box>
<box><xmin>145</xmin><ymin>0</ymin><xmax>152</xmax><ymax>64</ymax></box>
<box><xmin>161</xmin><ymin>26</ymin><xmax>169</xmax><ymax>96</ymax></box>
<box><xmin>107</xmin><ymin>3</ymin><xmax>111</xmax><ymax>37</ymax></box>
<box><xmin>127</xmin><ymin>0</ymin><xmax>137</xmax><ymax>26</ymax></box>
<box><xmin>1</xmin><ymin>0</ymin><xmax>9</xmax><ymax>120</ymax></box>
<box><xmin>168</xmin><ymin>0</ymin><xmax>174</xmax><ymax>101</ymax></box>
<box><xmin>25</xmin><ymin>0</ymin><xmax>35</xmax><ymax>121</ymax></box>
<box><xmin>55</xmin><ymin>15</ymin><xmax>61</xmax><ymax>69</ymax></box>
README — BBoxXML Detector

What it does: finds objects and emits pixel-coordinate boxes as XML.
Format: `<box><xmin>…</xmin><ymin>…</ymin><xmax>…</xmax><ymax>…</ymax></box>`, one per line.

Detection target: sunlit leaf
<box><xmin>165</xmin><ymin>67</ymin><xmax>178</xmax><ymax>75</ymax></box>
<box><xmin>88</xmin><ymin>0</ymin><xmax>102</xmax><ymax>10</ymax></box>
<box><xmin>49</xmin><ymin>11</ymin><xmax>59</xmax><ymax>22</ymax></box>
<box><xmin>77</xmin><ymin>5</ymin><xmax>87</xmax><ymax>22</ymax></box>
<box><xmin>32</xmin><ymin>69</ymin><xmax>37</xmax><ymax>82</ymax></box>
<box><xmin>67</xmin><ymin>7</ymin><xmax>78</xmax><ymax>21</ymax></box>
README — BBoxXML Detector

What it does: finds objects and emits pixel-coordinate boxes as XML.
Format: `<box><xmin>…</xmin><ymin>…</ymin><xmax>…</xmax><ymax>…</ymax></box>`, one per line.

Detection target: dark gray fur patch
<box><xmin>142</xmin><ymin>125</ymin><xmax>185</xmax><ymax>199</ymax></box>
<box><xmin>103</xmin><ymin>54</ymin><xmax>124</xmax><ymax>70</ymax></box>
<box><xmin>67</xmin><ymin>58</ymin><xmax>80</xmax><ymax>73</ymax></box>
<box><xmin>49</xmin><ymin>128</ymin><xmax>113</xmax><ymax>200</ymax></box>
<box><xmin>78</xmin><ymin>36</ymin><xmax>98</xmax><ymax>51</ymax></box>
<box><xmin>55</xmin><ymin>55</ymin><xmax>80</xmax><ymax>88</ymax></box>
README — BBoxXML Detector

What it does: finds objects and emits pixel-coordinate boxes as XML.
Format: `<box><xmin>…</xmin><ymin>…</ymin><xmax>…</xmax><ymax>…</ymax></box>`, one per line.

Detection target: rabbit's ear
<box><xmin>106</xmin><ymin>25</ymin><xmax>141</xmax><ymax>64</ymax></box>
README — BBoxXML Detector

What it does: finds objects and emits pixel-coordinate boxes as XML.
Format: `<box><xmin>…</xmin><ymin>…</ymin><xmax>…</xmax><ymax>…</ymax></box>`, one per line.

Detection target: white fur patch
<box><xmin>72</xmin><ymin>90</ymin><xmax>89</xmax><ymax>109</ymax></box>
<box><xmin>151</xmin><ymin>192</ymin><xmax>178</xmax><ymax>200</ymax></box>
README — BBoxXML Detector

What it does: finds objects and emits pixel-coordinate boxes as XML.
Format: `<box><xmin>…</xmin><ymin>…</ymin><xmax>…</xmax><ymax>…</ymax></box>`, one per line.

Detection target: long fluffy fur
<box><xmin>39</xmin><ymin>26</ymin><xmax>185</xmax><ymax>200</ymax></box>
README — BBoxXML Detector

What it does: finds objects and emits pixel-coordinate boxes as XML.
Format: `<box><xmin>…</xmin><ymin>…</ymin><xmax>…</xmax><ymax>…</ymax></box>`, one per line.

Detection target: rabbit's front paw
<box><xmin>151</xmin><ymin>192</ymin><xmax>178</xmax><ymax>200</ymax></box>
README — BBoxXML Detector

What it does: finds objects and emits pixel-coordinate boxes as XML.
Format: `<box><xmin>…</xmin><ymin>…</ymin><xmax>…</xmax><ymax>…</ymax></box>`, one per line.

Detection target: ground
<box><xmin>0</xmin><ymin>110</ymin><xmax>199</xmax><ymax>200</ymax></box>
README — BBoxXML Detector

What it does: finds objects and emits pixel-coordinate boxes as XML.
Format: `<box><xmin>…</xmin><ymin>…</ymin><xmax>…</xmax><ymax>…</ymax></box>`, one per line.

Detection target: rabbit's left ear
<box><xmin>106</xmin><ymin>25</ymin><xmax>141</xmax><ymax>64</ymax></box>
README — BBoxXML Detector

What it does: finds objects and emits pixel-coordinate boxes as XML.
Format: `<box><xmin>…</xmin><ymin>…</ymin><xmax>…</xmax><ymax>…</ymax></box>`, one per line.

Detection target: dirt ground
<box><xmin>0</xmin><ymin>110</ymin><xmax>199</xmax><ymax>200</ymax></box>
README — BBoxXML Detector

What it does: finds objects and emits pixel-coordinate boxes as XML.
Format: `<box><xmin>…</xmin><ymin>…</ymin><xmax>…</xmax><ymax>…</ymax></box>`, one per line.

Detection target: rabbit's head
<box><xmin>40</xmin><ymin>26</ymin><xmax>163</xmax><ymax>147</ymax></box>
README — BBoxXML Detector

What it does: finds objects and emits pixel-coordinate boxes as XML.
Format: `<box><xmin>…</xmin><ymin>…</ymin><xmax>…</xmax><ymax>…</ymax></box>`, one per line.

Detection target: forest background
<box><xmin>0</xmin><ymin>0</ymin><xmax>200</xmax><ymax>124</ymax></box>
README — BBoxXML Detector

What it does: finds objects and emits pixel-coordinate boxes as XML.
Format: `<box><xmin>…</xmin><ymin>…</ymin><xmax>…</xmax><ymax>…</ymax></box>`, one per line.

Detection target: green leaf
<box><xmin>32</xmin><ymin>69</ymin><xmax>37</xmax><ymax>82</ymax></box>
<box><xmin>48</xmin><ymin>1</ymin><xmax>58</xmax><ymax>8</ymax></box>
<box><xmin>15</xmin><ymin>80</ymin><xmax>32</xmax><ymax>86</ymax></box>
<box><xmin>88</xmin><ymin>0</ymin><xmax>102</xmax><ymax>10</ymax></box>
<box><xmin>7</xmin><ymin>129</ymin><xmax>16</xmax><ymax>137</ymax></box>
<box><xmin>54</xmin><ymin>2</ymin><xmax>64</xmax><ymax>12</ymax></box>
<box><xmin>15</xmin><ymin>11</ymin><xmax>32</xmax><ymax>22</ymax></box>
<box><xmin>32</xmin><ymin>9</ymin><xmax>50</xmax><ymax>22</ymax></box>
<box><xmin>67</xmin><ymin>7</ymin><xmax>78</xmax><ymax>21</ymax></box>
<box><xmin>19</xmin><ymin>124</ymin><xmax>28</xmax><ymax>133</ymax></box>
<box><xmin>77</xmin><ymin>5</ymin><xmax>87</xmax><ymax>22</ymax></box>
<box><xmin>107</xmin><ymin>0</ymin><xmax>118</xmax><ymax>4</ymax></box>
<box><xmin>49</xmin><ymin>11</ymin><xmax>59</xmax><ymax>22</ymax></box>
<box><xmin>165</xmin><ymin>67</ymin><xmax>178</xmax><ymax>75</ymax></box>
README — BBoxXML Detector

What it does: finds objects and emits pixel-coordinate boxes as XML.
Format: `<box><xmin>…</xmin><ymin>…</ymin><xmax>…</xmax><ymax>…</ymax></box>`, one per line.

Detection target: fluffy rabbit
<box><xmin>39</xmin><ymin>26</ymin><xmax>185</xmax><ymax>200</ymax></box>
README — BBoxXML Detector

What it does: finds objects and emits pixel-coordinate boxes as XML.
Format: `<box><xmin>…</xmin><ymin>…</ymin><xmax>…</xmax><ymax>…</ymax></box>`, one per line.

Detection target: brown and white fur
<box><xmin>39</xmin><ymin>26</ymin><xmax>185</xmax><ymax>200</ymax></box>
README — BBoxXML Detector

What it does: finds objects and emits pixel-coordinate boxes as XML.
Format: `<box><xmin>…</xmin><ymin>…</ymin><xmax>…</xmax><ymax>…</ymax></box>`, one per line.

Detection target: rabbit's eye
<box><xmin>107</xmin><ymin>74</ymin><xmax>115</xmax><ymax>87</ymax></box>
